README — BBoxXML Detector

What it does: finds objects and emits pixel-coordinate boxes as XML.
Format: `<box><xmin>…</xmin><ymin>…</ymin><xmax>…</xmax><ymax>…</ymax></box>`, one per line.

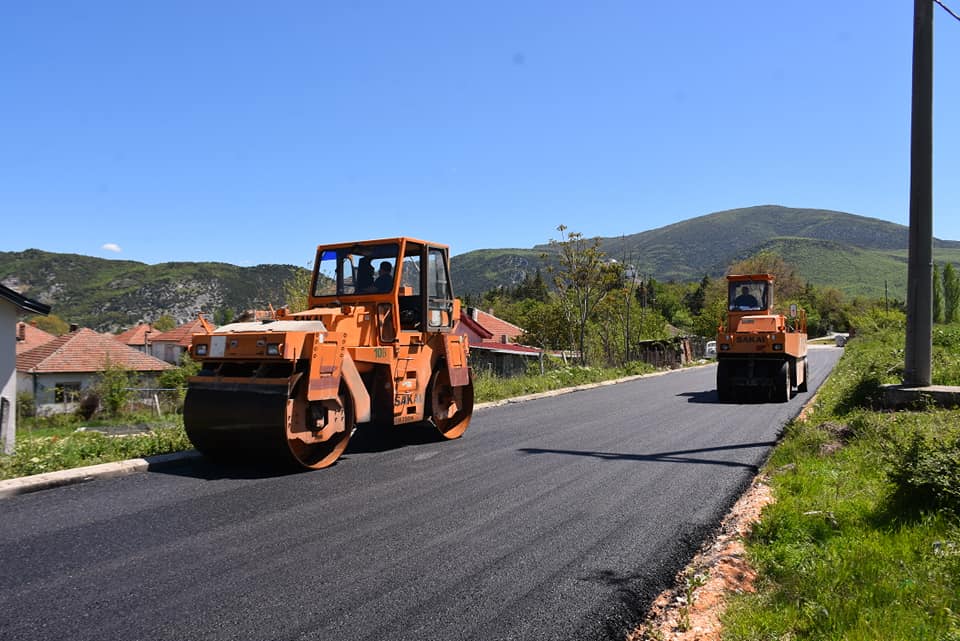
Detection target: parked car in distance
<box><xmin>705</xmin><ymin>340</ymin><xmax>717</xmax><ymax>359</ymax></box>
<box><xmin>835</xmin><ymin>333</ymin><xmax>849</xmax><ymax>347</ymax></box>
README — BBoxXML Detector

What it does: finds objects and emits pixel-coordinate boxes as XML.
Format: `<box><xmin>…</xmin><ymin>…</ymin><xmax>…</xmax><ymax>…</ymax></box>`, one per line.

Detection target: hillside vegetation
<box><xmin>5</xmin><ymin>206</ymin><xmax>960</xmax><ymax>331</ymax></box>
<box><xmin>0</xmin><ymin>249</ymin><xmax>305</xmax><ymax>332</ymax></box>
<box><xmin>454</xmin><ymin>205</ymin><xmax>960</xmax><ymax>297</ymax></box>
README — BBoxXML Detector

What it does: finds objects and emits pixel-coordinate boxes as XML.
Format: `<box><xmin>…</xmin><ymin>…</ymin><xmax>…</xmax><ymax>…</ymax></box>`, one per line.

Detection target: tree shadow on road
<box><xmin>517</xmin><ymin>441</ymin><xmax>776</xmax><ymax>470</ymax></box>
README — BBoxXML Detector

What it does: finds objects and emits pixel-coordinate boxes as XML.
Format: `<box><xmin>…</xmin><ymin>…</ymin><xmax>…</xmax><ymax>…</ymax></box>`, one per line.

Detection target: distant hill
<box><xmin>0</xmin><ymin>249</ymin><xmax>304</xmax><ymax>332</ymax></box>
<box><xmin>5</xmin><ymin>206</ymin><xmax>960</xmax><ymax>330</ymax></box>
<box><xmin>451</xmin><ymin>205</ymin><xmax>960</xmax><ymax>299</ymax></box>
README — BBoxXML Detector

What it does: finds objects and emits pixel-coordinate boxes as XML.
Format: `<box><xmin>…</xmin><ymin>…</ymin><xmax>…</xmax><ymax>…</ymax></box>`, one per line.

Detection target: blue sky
<box><xmin>3</xmin><ymin>1</ymin><xmax>959</xmax><ymax>266</ymax></box>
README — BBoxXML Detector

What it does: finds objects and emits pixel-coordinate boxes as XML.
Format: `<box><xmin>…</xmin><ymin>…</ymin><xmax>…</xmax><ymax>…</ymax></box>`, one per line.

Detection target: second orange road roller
<box><xmin>183</xmin><ymin>237</ymin><xmax>474</xmax><ymax>469</ymax></box>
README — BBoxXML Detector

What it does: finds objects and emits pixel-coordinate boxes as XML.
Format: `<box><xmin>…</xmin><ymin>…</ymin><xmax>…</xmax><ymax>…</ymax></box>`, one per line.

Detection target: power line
<box><xmin>935</xmin><ymin>0</ymin><xmax>960</xmax><ymax>22</ymax></box>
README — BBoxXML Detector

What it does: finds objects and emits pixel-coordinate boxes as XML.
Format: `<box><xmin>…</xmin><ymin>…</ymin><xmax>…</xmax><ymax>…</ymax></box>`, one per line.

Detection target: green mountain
<box><xmin>451</xmin><ymin>205</ymin><xmax>960</xmax><ymax>298</ymax></box>
<box><xmin>5</xmin><ymin>206</ymin><xmax>959</xmax><ymax>331</ymax></box>
<box><xmin>0</xmin><ymin>249</ymin><xmax>305</xmax><ymax>332</ymax></box>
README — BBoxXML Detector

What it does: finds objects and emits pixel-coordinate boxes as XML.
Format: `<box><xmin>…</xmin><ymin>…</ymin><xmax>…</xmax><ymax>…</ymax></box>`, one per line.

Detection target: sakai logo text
<box><xmin>735</xmin><ymin>335</ymin><xmax>766</xmax><ymax>343</ymax></box>
<box><xmin>394</xmin><ymin>393</ymin><xmax>424</xmax><ymax>407</ymax></box>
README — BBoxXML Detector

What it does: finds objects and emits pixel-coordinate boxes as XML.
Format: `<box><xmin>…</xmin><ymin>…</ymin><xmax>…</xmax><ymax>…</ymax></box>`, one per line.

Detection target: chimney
<box><xmin>17</xmin><ymin>323</ymin><xmax>25</xmax><ymax>341</ymax></box>
<box><xmin>500</xmin><ymin>335</ymin><xmax>508</xmax><ymax>344</ymax></box>
<box><xmin>69</xmin><ymin>323</ymin><xmax>79</xmax><ymax>332</ymax></box>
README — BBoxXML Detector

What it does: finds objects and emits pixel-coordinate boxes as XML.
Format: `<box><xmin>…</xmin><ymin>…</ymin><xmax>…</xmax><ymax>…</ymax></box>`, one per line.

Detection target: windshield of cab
<box><xmin>728</xmin><ymin>280</ymin><xmax>769</xmax><ymax>311</ymax></box>
<box><xmin>313</xmin><ymin>243</ymin><xmax>399</xmax><ymax>297</ymax></box>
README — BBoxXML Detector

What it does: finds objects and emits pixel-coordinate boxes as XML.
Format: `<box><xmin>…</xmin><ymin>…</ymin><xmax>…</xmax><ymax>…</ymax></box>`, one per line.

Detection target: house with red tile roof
<box><xmin>3</xmin><ymin>284</ymin><xmax>51</xmax><ymax>453</ymax></box>
<box><xmin>115</xmin><ymin>322</ymin><xmax>157</xmax><ymax>353</ymax></box>
<box><xmin>148</xmin><ymin>315</ymin><xmax>215</xmax><ymax>364</ymax></box>
<box><xmin>17</xmin><ymin>327</ymin><xmax>173</xmax><ymax>415</ymax></box>
<box><xmin>455</xmin><ymin>307</ymin><xmax>543</xmax><ymax>377</ymax></box>
<box><xmin>16</xmin><ymin>322</ymin><xmax>56</xmax><ymax>355</ymax></box>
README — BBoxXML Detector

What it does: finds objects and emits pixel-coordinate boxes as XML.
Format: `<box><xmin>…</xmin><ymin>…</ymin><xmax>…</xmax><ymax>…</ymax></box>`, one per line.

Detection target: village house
<box><xmin>2</xmin><ymin>284</ymin><xmax>51</xmax><ymax>453</ymax></box>
<box><xmin>148</xmin><ymin>315</ymin><xmax>214</xmax><ymax>364</ymax></box>
<box><xmin>17</xmin><ymin>328</ymin><xmax>173</xmax><ymax>415</ymax></box>
<box><xmin>114</xmin><ymin>322</ymin><xmax>157</xmax><ymax>353</ymax></box>
<box><xmin>455</xmin><ymin>307</ymin><xmax>543</xmax><ymax>377</ymax></box>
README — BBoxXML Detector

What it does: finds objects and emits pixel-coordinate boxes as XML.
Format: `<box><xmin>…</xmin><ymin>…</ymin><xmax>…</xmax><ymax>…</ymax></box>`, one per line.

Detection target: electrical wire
<box><xmin>934</xmin><ymin>0</ymin><xmax>960</xmax><ymax>22</ymax></box>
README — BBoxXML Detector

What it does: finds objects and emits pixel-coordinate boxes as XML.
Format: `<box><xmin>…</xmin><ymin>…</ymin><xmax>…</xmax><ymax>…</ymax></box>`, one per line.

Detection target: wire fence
<box><xmin>122</xmin><ymin>388</ymin><xmax>184</xmax><ymax>416</ymax></box>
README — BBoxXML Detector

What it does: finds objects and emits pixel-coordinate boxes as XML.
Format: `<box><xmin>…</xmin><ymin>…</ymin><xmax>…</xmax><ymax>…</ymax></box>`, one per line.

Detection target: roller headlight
<box><xmin>266</xmin><ymin>343</ymin><xmax>281</xmax><ymax>356</ymax></box>
<box><xmin>195</xmin><ymin>343</ymin><xmax>208</xmax><ymax>356</ymax></box>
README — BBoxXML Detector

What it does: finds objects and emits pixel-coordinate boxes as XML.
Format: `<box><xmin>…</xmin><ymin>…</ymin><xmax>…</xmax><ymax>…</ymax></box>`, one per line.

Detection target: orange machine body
<box><xmin>715</xmin><ymin>274</ymin><xmax>808</xmax><ymax>402</ymax></box>
<box><xmin>183</xmin><ymin>237</ymin><xmax>473</xmax><ymax>469</ymax></box>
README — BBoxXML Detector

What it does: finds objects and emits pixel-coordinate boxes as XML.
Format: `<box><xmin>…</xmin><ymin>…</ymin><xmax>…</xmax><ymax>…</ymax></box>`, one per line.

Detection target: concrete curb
<box><xmin>0</xmin><ymin>451</ymin><xmax>203</xmax><ymax>499</ymax></box>
<box><xmin>2</xmin><ymin>363</ymin><xmax>714</xmax><ymax>499</ymax></box>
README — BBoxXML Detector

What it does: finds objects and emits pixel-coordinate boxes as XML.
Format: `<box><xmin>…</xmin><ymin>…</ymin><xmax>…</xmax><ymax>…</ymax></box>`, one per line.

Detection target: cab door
<box><xmin>426</xmin><ymin>246</ymin><xmax>455</xmax><ymax>332</ymax></box>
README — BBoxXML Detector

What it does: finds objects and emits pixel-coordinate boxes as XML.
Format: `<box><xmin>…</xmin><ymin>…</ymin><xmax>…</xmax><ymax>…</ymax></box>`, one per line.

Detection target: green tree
<box><xmin>283</xmin><ymin>263</ymin><xmax>313</xmax><ymax>313</ymax></box>
<box><xmin>508</xmin><ymin>298</ymin><xmax>569</xmax><ymax>351</ymax></box>
<box><xmin>214</xmin><ymin>308</ymin><xmax>235</xmax><ymax>326</ymax></box>
<box><xmin>691</xmin><ymin>278</ymin><xmax>728</xmax><ymax>338</ymax></box>
<box><xmin>727</xmin><ymin>250</ymin><xmax>804</xmax><ymax>304</ymax></box>
<box><xmin>933</xmin><ymin>263</ymin><xmax>943</xmax><ymax>323</ymax></box>
<box><xmin>683</xmin><ymin>275</ymin><xmax>710</xmax><ymax>316</ymax></box>
<box><xmin>548</xmin><ymin>226</ymin><xmax>619</xmax><ymax>364</ymax></box>
<box><xmin>944</xmin><ymin>263</ymin><xmax>960</xmax><ymax>324</ymax></box>
<box><xmin>152</xmin><ymin>315</ymin><xmax>177</xmax><ymax>332</ymax></box>
<box><xmin>158</xmin><ymin>352</ymin><xmax>202</xmax><ymax>405</ymax></box>
<box><xmin>96</xmin><ymin>358</ymin><xmax>136</xmax><ymax>417</ymax></box>
<box><xmin>29</xmin><ymin>313</ymin><xmax>70</xmax><ymax>335</ymax></box>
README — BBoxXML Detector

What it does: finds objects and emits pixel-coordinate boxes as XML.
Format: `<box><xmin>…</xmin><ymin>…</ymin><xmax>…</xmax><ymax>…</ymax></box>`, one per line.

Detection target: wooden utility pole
<box><xmin>904</xmin><ymin>0</ymin><xmax>934</xmax><ymax>386</ymax></box>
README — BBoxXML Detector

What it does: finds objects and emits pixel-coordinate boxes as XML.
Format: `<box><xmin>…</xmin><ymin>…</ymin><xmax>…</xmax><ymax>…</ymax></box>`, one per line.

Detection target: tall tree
<box><xmin>944</xmin><ymin>263</ymin><xmax>960</xmax><ymax>324</ymax></box>
<box><xmin>727</xmin><ymin>250</ymin><xmax>804</xmax><ymax>304</ymax></box>
<box><xmin>548</xmin><ymin>226</ymin><xmax>618</xmax><ymax>364</ymax></box>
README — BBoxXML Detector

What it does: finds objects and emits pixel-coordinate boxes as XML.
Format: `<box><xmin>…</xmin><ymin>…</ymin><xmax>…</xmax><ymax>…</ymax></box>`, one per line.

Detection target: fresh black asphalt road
<box><xmin>0</xmin><ymin>347</ymin><xmax>842</xmax><ymax>641</ymax></box>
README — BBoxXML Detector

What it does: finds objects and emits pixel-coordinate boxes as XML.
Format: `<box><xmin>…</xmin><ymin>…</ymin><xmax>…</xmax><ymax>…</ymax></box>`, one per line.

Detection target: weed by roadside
<box><xmin>0</xmin><ymin>422</ymin><xmax>191</xmax><ymax>480</ymax></box>
<box><xmin>722</xmin><ymin>322</ymin><xmax>960</xmax><ymax>640</ymax></box>
<box><xmin>472</xmin><ymin>361</ymin><xmax>658</xmax><ymax>404</ymax></box>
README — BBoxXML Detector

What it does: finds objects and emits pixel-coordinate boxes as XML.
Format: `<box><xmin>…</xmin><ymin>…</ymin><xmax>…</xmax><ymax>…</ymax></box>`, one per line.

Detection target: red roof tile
<box><xmin>114</xmin><ymin>323</ymin><xmax>156</xmax><ymax>347</ymax></box>
<box><xmin>15</xmin><ymin>322</ymin><xmax>57</xmax><ymax>355</ymax></box>
<box><xmin>17</xmin><ymin>328</ymin><xmax>173</xmax><ymax>373</ymax></box>
<box><xmin>467</xmin><ymin>308</ymin><xmax>525</xmax><ymax>342</ymax></box>
<box><xmin>149</xmin><ymin>316</ymin><xmax>215</xmax><ymax>348</ymax></box>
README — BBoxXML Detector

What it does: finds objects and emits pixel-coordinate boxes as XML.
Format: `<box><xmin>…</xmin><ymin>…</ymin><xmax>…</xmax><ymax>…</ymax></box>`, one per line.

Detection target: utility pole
<box><xmin>904</xmin><ymin>0</ymin><xmax>934</xmax><ymax>386</ymax></box>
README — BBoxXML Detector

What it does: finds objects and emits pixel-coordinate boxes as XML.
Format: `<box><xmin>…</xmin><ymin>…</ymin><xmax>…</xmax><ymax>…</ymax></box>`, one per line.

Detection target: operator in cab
<box><xmin>733</xmin><ymin>286</ymin><xmax>759</xmax><ymax>309</ymax></box>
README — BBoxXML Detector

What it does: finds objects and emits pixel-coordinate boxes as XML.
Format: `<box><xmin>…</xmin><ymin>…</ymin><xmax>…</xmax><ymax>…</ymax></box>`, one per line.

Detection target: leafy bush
<box><xmin>16</xmin><ymin>392</ymin><xmax>35</xmax><ymax>420</ymax></box>
<box><xmin>158</xmin><ymin>352</ymin><xmax>201</xmax><ymax>407</ymax></box>
<box><xmin>886</xmin><ymin>419</ymin><xmax>960</xmax><ymax>516</ymax></box>
<box><xmin>95</xmin><ymin>359</ymin><xmax>136</xmax><ymax>417</ymax></box>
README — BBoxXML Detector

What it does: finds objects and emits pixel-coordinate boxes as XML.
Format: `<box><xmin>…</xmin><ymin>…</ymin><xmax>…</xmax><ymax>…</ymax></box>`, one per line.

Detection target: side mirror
<box><xmin>789</xmin><ymin>303</ymin><xmax>798</xmax><ymax>318</ymax></box>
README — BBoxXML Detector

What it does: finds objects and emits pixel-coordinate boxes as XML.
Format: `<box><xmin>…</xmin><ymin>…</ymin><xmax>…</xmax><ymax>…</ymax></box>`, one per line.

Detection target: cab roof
<box><xmin>726</xmin><ymin>273</ymin><xmax>774</xmax><ymax>283</ymax></box>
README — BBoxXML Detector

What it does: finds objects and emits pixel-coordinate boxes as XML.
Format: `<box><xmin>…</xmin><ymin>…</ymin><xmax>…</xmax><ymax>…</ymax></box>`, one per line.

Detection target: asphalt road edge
<box><xmin>0</xmin><ymin>362</ymin><xmax>714</xmax><ymax>500</ymax></box>
<box><xmin>0</xmin><ymin>451</ymin><xmax>205</xmax><ymax>499</ymax></box>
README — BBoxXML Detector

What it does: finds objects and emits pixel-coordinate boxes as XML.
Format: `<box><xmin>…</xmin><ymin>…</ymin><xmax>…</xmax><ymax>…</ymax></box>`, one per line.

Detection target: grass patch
<box><xmin>472</xmin><ymin>360</ymin><xmax>658</xmax><ymax>404</ymax></box>
<box><xmin>723</xmin><ymin>321</ymin><xmax>960</xmax><ymax>640</ymax></box>
<box><xmin>0</xmin><ymin>423</ymin><xmax>192</xmax><ymax>480</ymax></box>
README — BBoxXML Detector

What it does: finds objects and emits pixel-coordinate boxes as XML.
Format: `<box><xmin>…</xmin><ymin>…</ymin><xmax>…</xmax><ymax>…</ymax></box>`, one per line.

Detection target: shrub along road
<box><xmin>0</xmin><ymin>348</ymin><xmax>842</xmax><ymax>641</ymax></box>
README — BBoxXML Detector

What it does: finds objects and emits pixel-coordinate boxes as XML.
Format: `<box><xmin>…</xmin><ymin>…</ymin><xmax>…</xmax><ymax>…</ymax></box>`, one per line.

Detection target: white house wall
<box><xmin>1</xmin><ymin>303</ymin><xmax>17</xmax><ymax>453</ymax></box>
